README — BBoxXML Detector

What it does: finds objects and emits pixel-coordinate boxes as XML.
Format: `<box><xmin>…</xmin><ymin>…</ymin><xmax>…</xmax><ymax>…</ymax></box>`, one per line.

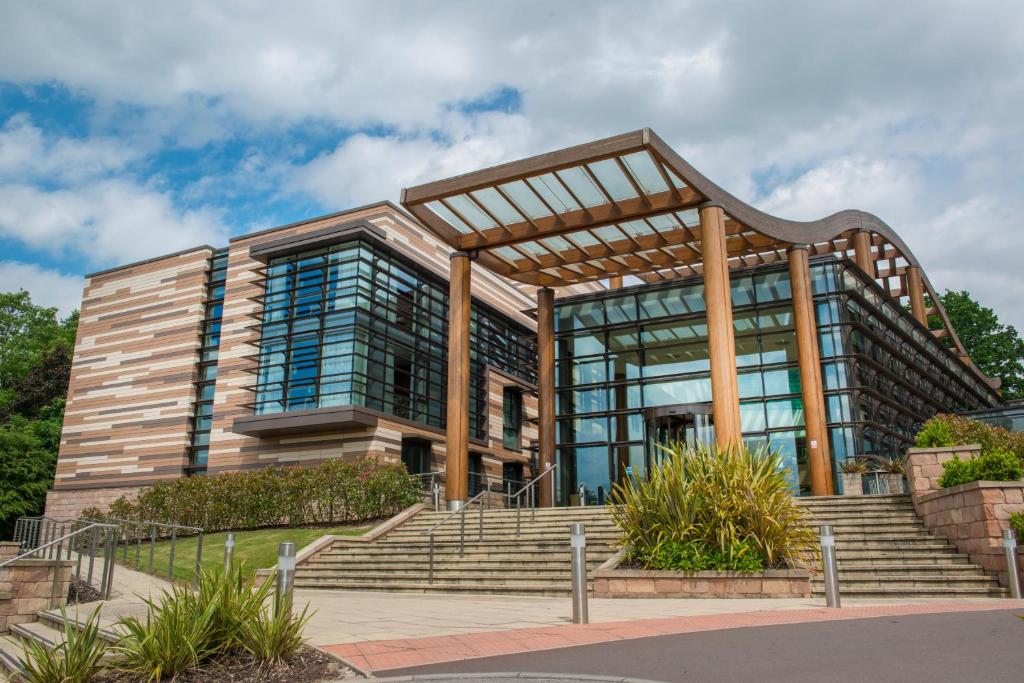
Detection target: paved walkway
<box><xmin>376</xmin><ymin>608</ymin><xmax>1024</xmax><ymax>683</ymax></box>
<box><xmin>320</xmin><ymin>599</ymin><xmax>1024</xmax><ymax>673</ymax></box>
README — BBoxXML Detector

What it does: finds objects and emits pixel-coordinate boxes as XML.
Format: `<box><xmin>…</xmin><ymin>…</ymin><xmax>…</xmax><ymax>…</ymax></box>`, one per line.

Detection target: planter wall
<box><xmin>840</xmin><ymin>472</ymin><xmax>863</xmax><ymax>495</ymax></box>
<box><xmin>0</xmin><ymin>559</ymin><xmax>74</xmax><ymax>633</ymax></box>
<box><xmin>906</xmin><ymin>445</ymin><xmax>1024</xmax><ymax>588</ymax></box>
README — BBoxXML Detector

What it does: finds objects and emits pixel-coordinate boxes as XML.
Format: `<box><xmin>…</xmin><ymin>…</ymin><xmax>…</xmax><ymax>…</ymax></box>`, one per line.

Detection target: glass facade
<box><xmin>552</xmin><ymin>256</ymin><xmax>1000</xmax><ymax>502</ymax></box>
<box><xmin>251</xmin><ymin>236</ymin><xmax>535</xmax><ymax>442</ymax></box>
<box><xmin>188</xmin><ymin>248</ymin><xmax>228</xmax><ymax>474</ymax></box>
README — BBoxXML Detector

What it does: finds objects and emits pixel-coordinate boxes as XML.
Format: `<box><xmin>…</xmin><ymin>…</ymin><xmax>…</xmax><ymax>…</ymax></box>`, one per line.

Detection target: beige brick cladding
<box><xmin>55</xmin><ymin>247</ymin><xmax>213</xmax><ymax>489</ymax></box>
<box><xmin>0</xmin><ymin>559</ymin><xmax>74</xmax><ymax>632</ymax></box>
<box><xmin>44</xmin><ymin>485</ymin><xmax>148</xmax><ymax>520</ymax></box>
<box><xmin>906</xmin><ymin>445</ymin><xmax>1024</xmax><ymax>587</ymax></box>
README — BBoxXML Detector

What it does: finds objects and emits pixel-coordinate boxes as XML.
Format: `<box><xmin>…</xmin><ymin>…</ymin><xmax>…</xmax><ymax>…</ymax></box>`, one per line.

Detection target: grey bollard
<box><xmin>820</xmin><ymin>525</ymin><xmax>840</xmax><ymax>608</ymax></box>
<box><xmin>578</xmin><ymin>483</ymin><xmax>586</xmax><ymax>507</ymax></box>
<box><xmin>224</xmin><ymin>532</ymin><xmax>235</xmax><ymax>570</ymax></box>
<box><xmin>276</xmin><ymin>542</ymin><xmax>296</xmax><ymax>618</ymax></box>
<box><xmin>433</xmin><ymin>483</ymin><xmax>441</xmax><ymax>512</ymax></box>
<box><xmin>1002</xmin><ymin>529</ymin><xmax>1021</xmax><ymax>599</ymax></box>
<box><xmin>570</xmin><ymin>522</ymin><xmax>588</xmax><ymax>624</ymax></box>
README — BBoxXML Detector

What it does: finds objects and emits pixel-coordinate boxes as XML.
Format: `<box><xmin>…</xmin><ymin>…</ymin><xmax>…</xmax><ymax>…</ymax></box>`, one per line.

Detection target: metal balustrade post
<box><xmin>578</xmin><ymin>483</ymin><xmax>586</xmax><ymax>507</ymax></box>
<box><xmin>168</xmin><ymin>527</ymin><xmax>177</xmax><ymax>581</ymax></box>
<box><xmin>135</xmin><ymin>525</ymin><xmax>142</xmax><ymax>569</ymax></box>
<box><xmin>50</xmin><ymin>539</ymin><xmax>63</xmax><ymax>608</ymax></box>
<box><xmin>148</xmin><ymin>525</ymin><xmax>156</xmax><ymax>574</ymax></box>
<box><xmin>101</xmin><ymin>531</ymin><xmax>115</xmax><ymax>599</ymax></box>
<box><xmin>820</xmin><ymin>525</ymin><xmax>841</xmax><ymax>608</ymax></box>
<box><xmin>87</xmin><ymin>526</ymin><xmax>98</xmax><ymax>585</ymax></box>
<box><xmin>194</xmin><ymin>532</ymin><xmax>204</xmax><ymax>582</ymax></box>
<box><xmin>530</xmin><ymin>485</ymin><xmax>536</xmax><ymax>521</ymax></box>
<box><xmin>570</xmin><ymin>523</ymin><xmax>588</xmax><ymax>624</ymax></box>
<box><xmin>122</xmin><ymin>526</ymin><xmax>129</xmax><ymax>563</ymax></box>
<box><xmin>433</xmin><ymin>483</ymin><xmax>440</xmax><ymax>512</ymax></box>
<box><xmin>516</xmin><ymin>494</ymin><xmax>522</xmax><ymax>536</ymax></box>
<box><xmin>275</xmin><ymin>542</ymin><xmax>296</xmax><ymax>618</ymax></box>
<box><xmin>428</xmin><ymin>534</ymin><xmax>435</xmax><ymax>584</ymax></box>
<box><xmin>459</xmin><ymin>507</ymin><xmax>466</xmax><ymax>557</ymax></box>
<box><xmin>1003</xmin><ymin>529</ymin><xmax>1021</xmax><ymax>600</ymax></box>
<box><xmin>478</xmin><ymin>501</ymin><xmax>484</xmax><ymax>542</ymax></box>
<box><xmin>104</xmin><ymin>532</ymin><xmax>116</xmax><ymax>600</ymax></box>
<box><xmin>549</xmin><ymin>463</ymin><xmax>556</xmax><ymax>507</ymax></box>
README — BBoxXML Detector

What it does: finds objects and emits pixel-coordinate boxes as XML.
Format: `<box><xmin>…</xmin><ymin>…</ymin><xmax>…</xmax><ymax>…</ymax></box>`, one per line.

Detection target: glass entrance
<box><xmin>643</xmin><ymin>404</ymin><xmax>714</xmax><ymax>470</ymax></box>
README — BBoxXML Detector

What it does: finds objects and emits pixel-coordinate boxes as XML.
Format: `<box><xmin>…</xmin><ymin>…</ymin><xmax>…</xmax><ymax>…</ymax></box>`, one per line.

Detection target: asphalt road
<box><xmin>380</xmin><ymin>609</ymin><xmax>1024</xmax><ymax>683</ymax></box>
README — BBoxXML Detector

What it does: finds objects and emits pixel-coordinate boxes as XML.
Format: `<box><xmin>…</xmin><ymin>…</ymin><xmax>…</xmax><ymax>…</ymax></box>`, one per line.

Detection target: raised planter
<box><xmin>841</xmin><ymin>472</ymin><xmax>864</xmax><ymax>495</ymax></box>
<box><xmin>591</xmin><ymin>551</ymin><xmax>811</xmax><ymax>598</ymax></box>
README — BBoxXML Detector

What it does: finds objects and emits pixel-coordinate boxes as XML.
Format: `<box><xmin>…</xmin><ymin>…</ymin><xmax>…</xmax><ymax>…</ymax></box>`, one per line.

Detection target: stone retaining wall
<box><xmin>44</xmin><ymin>485</ymin><xmax>148</xmax><ymax>520</ymax></box>
<box><xmin>906</xmin><ymin>445</ymin><xmax>1024</xmax><ymax>588</ymax></box>
<box><xmin>592</xmin><ymin>553</ymin><xmax>811</xmax><ymax>599</ymax></box>
<box><xmin>0</xmin><ymin>559</ymin><xmax>74</xmax><ymax>632</ymax></box>
<box><xmin>0</xmin><ymin>542</ymin><xmax>19</xmax><ymax>563</ymax></box>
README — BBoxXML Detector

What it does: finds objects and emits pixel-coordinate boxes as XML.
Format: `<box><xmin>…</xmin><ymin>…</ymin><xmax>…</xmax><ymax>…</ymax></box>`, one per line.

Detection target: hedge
<box><xmin>937</xmin><ymin>449</ymin><xmax>1023</xmax><ymax>488</ymax></box>
<box><xmin>915</xmin><ymin>414</ymin><xmax>1024</xmax><ymax>463</ymax></box>
<box><xmin>83</xmin><ymin>458</ymin><xmax>421</xmax><ymax>532</ymax></box>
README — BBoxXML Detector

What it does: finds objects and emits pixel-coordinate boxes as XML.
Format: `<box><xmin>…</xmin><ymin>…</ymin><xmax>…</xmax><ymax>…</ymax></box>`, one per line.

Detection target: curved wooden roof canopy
<box><xmin>401</xmin><ymin>128</ymin><xmax>998</xmax><ymax>391</ymax></box>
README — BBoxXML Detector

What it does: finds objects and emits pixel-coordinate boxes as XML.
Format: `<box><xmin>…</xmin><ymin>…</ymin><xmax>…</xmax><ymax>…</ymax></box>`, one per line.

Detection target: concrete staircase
<box><xmin>798</xmin><ymin>495</ymin><xmax>1007</xmax><ymax>599</ymax></box>
<box><xmin>293</xmin><ymin>506</ymin><xmax>619</xmax><ymax>596</ymax></box>
<box><xmin>0</xmin><ymin>608</ymin><xmax>119</xmax><ymax>679</ymax></box>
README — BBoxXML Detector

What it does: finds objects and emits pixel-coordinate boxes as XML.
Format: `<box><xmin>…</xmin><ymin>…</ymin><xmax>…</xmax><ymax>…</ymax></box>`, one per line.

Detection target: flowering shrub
<box><xmin>85</xmin><ymin>458</ymin><xmax>420</xmax><ymax>531</ymax></box>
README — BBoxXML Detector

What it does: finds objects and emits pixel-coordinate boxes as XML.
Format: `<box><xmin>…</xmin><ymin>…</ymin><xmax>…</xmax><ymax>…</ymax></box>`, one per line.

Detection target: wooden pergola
<box><xmin>401</xmin><ymin>128</ymin><xmax>995</xmax><ymax>507</ymax></box>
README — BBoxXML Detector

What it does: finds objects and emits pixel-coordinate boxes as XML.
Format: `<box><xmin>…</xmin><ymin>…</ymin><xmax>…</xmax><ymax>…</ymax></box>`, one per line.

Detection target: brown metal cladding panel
<box><xmin>55</xmin><ymin>248</ymin><xmax>213</xmax><ymax>489</ymax></box>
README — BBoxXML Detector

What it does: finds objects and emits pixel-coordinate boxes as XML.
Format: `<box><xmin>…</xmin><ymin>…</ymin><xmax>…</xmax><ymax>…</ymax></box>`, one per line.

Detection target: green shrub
<box><xmin>937</xmin><ymin>448</ymin><xmax>1024</xmax><ymax>488</ymax></box>
<box><xmin>609</xmin><ymin>442</ymin><xmax>816</xmax><ymax>571</ymax></box>
<box><xmin>635</xmin><ymin>538</ymin><xmax>766</xmax><ymax>572</ymax></box>
<box><xmin>197</xmin><ymin>562</ymin><xmax>273</xmax><ymax>649</ymax></box>
<box><xmin>1010</xmin><ymin>511</ymin><xmax>1024</xmax><ymax>539</ymax></box>
<box><xmin>237</xmin><ymin>601</ymin><xmax>312</xmax><ymax>665</ymax></box>
<box><xmin>915</xmin><ymin>414</ymin><xmax>1024</xmax><ymax>463</ymax></box>
<box><xmin>19</xmin><ymin>607</ymin><xmax>105</xmax><ymax>683</ymax></box>
<box><xmin>93</xmin><ymin>457</ymin><xmax>419</xmax><ymax>531</ymax></box>
<box><xmin>110</xmin><ymin>584</ymin><xmax>220</xmax><ymax>681</ymax></box>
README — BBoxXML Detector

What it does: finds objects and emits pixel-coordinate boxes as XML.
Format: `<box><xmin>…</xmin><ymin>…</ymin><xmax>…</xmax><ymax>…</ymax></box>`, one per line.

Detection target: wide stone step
<box><xmin>811</xmin><ymin>586</ymin><xmax>1008</xmax><ymax>598</ymax></box>
<box><xmin>307</xmin><ymin>557</ymin><xmax>604</xmax><ymax>570</ymax></box>
<box><xmin>811</xmin><ymin>574</ymin><xmax>1001</xmax><ymax>588</ymax></box>
<box><xmin>296</xmin><ymin>570</ymin><xmax>580</xmax><ymax>583</ymax></box>
<box><xmin>330</xmin><ymin>542</ymin><xmax>619</xmax><ymax>554</ymax></box>
<box><xmin>292</xmin><ymin>580</ymin><xmax>575</xmax><ymax>596</ymax></box>
<box><xmin>0</xmin><ymin>635</ymin><xmax>26</xmax><ymax>678</ymax></box>
<box><xmin>826</xmin><ymin>564</ymin><xmax>987</xmax><ymax>577</ymax></box>
<box><xmin>831</xmin><ymin>555</ymin><xmax>974</xmax><ymax>566</ymax></box>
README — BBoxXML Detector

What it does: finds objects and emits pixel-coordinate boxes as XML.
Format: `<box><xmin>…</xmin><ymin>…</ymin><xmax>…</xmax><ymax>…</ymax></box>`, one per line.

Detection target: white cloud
<box><xmin>0</xmin><ymin>114</ymin><xmax>140</xmax><ymax>183</ymax></box>
<box><xmin>0</xmin><ymin>180</ymin><xmax>228</xmax><ymax>267</ymax></box>
<box><xmin>0</xmin><ymin>261</ymin><xmax>83</xmax><ymax>317</ymax></box>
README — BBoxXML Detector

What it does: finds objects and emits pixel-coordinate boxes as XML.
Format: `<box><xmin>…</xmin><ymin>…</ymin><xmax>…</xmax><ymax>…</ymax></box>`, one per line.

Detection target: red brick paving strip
<box><xmin>322</xmin><ymin>600</ymin><xmax>1024</xmax><ymax>672</ymax></box>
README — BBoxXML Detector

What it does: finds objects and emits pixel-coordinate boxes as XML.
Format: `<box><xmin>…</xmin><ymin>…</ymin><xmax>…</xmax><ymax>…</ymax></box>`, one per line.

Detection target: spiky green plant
<box><xmin>237</xmin><ymin>601</ymin><xmax>312</xmax><ymax>665</ymax></box>
<box><xmin>197</xmin><ymin>561</ymin><xmax>274</xmax><ymax>650</ymax></box>
<box><xmin>18</xmin><ymin>606</ymin><xmax>106</xmax><ymax>683</ymax></box>
<box><xmin>609</xmin><ymin>441</ymin><xmax>817</xmax><ymax>570</ymax></box>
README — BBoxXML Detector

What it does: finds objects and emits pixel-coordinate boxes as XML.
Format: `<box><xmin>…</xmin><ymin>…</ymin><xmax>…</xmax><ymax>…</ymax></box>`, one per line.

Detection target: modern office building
<box><xmin>46</xmin><ymin>129</ymin><xmax>1002</xmax><ymax>517</ymax></box>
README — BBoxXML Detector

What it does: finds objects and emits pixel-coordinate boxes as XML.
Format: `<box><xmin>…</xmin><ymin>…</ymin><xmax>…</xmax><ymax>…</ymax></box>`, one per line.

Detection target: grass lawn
<box><xmin>118</xmin><ymin>524</ymin><xmax>369</xmax><ymax>582</ymax></box>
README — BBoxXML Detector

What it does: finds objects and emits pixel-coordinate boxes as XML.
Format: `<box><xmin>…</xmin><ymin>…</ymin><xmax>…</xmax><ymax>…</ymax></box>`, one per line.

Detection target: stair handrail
<box><xmin>0</xmin><ymin>520</ymin><xmax>120</xmax><ymax>600</ymax></box>
<box><xmin>507</xmin><ymin>462</ymin><xmax>559</xmax><ymax>534</ymax></box>
<box><xmin>422</xmin><ymin>487</ymin><xmax>490</xmax><ymax>584</ymax></box>
<box><xmin>81</xmin><ymin>517</ymin><xmax>204</xmax><ymax>583</ymax></box>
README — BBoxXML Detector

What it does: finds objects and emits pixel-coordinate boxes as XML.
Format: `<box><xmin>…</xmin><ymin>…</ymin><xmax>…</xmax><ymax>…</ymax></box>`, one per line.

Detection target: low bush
<box><xmin>19</xmin><ymin>606</ymin><xmax>105</xmax><ymax>683</ymax></box>
<box><xmin>609</xmin><ymin>442</ymin><xmax>816</xmax><ymax>572</ymax></box>
<box><xmin>937</xmin><ymin>448</ymin><xmax>1024</xmax><ymax>488</ymax></box>
<box><xmin>1011</xmin><ymin>511</ymin><xmax>1024</xmax><ymax>539</ymax></box>
<box><xmin>86</xmin><ymin>457</ymin><xmax>420</xmax><ymax>531</ymax></box>
<box><xmin>915</xmin><ymin>414</ymin><xmax>1024</xmax><ymax>463</ymax></box>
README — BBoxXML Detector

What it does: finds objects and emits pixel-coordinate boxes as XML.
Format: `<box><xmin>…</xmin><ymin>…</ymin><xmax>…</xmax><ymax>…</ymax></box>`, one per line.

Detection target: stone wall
<box><xmin>44</xmin><ymin>485</ymin><xmax>148</xmax><ymax>520</ymax></box>
<box><xmin>0</xmin><ymin>542</ymin><xmax>19</xmax><ymax>562</ymax></box>
<box><xmin>906</xmin><ymin>445</ymin><xmax>1024</xmax><ymax>588</ymax></box>
<box><xmin>0</xmin><ymin>559</ymin><xmax>74</xmax><ymax>632</ymax></box>
<box><xmin>592</xmin><ymin>568</ymin><xmax>811</xmax><ymax>598</ymax></box>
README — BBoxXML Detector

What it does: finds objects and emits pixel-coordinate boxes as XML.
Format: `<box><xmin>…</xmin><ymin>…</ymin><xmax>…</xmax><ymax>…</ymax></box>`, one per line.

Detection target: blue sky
<box><xmin>0</xmin><ymin>1</ymin><xmax>1022</xmax><ymax>330</ymax></box>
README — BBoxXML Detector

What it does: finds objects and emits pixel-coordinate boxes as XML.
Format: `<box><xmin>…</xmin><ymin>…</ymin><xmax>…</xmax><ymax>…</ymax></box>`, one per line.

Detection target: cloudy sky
<box><xmin>0</xmin><ymin>1</ymin><xmax>1021</xmax><ymax>327</ymax></box>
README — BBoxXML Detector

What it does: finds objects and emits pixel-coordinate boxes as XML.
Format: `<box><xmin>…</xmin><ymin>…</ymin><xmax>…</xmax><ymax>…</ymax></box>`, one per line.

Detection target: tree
<box><xmin>933</xmin><ymin>290</ymin><xmax>1024</xmax><ymax>400</ymax></box>
<box><xmin>0</xmin><ymin>417</ymin><xmax>57</xmax><ymax>539</ymax></box>
<box><xmin>0</xmin><ymin>292</ymin><xmax>77</xmax><ymax>413</ymax></box>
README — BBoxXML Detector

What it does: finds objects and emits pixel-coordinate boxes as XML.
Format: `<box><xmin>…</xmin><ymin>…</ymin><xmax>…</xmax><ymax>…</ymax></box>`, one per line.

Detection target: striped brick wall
<box><xmin>52</xmin><ymin>247</ymin><xmax>213</xmax><ymax>491</ymax></box>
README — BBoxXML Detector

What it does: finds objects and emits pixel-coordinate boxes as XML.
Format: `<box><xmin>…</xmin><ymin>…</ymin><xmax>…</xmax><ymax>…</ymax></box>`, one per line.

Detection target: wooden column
<box><xmin>608</xmin><ymin>276</ymin><xmax>623</xmax><ymax>289</ymax></box>
<box><xmin>536</xmin><ymin>287</ymin><xmax>556</xmax><ymax>507</ymax></box>
<box><xmin>853</xmin><ymin>230</ymin><xmax>875</xmax><ymax>278</ymax></box>
<box><xmin>699</xmin><ymin>203</ymin><xmax>742</xmax><ymax>447</ymax></box>
<box><xmin>788</xmin><ymin>245</ymin><xmax>834</xmax><ymax>496</ymax></box>
<box><xmin>906</xmin><ymin>266</ymin><xmax>927</xmax><ymax>326</ymax></box>
<box><xmin>445</xmin><ymin>251</ymin><xmax>472</xmax><ymax>509</ymax></box>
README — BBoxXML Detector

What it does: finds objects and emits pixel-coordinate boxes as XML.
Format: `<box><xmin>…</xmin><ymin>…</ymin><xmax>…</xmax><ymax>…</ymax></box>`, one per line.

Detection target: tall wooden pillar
<box><xmin>699</xmin><ymin>202</ymin><xmax>742</xmax><ymax>446</ymax></box>
<box><xmin>788</xmin><ymin>245</ymin><xmax>834</xmax><ymax>496</ymax></box>
<box><xmin>536</xmin><ymin>287</ymin><xmax>556</xmax><ymax>507</ymax></box>
<box><xmin>853</xmin><ymin>230</ymin><xmax>875</xmax><ymax>278</ymax></box>
<box><xmin>608</xmin><ymin>276</ymin><xmax>623</xmax><ymax>289</ymax></box>
<box><xmin>906</xmin><ymin>266</ymin><xmax>927</xmax><ymax>326</ymax></box>
<box><xmin>445</xmin><ymin>251</ymin><xmax>472</xmax><ymax>510</ymax></box>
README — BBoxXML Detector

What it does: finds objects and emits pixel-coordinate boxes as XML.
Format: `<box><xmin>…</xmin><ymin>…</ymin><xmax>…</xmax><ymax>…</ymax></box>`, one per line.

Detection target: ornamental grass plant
<box><xmin>609</xmin><ymin>441</ymin><xmax>817</xmax><ymax>572</ymax></box>
<box><xmin>18</xmin><ymin>607</ymin><xmax>106</xmax><ymax>683</ymax></box>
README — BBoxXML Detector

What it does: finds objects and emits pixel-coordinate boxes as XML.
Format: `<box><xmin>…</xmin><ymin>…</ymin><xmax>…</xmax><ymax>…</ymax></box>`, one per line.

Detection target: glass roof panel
<box><xmin>618</xmin><ymin>220</ymin><xmax>655</xmax><ymax>239</ymax></box>
<box><xmin>499</xmin><ymin>180</ymin><xmax>552</xmax><ymax>219</ymax></box>
<box><xmin>518</xmin><ymin>240</ymin><xmax>551</xmax><ymax>256</ymax></box>
<box><xmin>622</xmin><ymin>151</ymin><xmax>669</xmax><ymax>195</ymax></box>
<box><xmin>471</xmin><ymin>187</ymin><xmax>522</xmax><ymax>226</ymax></box>
<box><xmin>446</xmin><ymin>194</ymin><xmax>496</xmax><ymax>230</ymax></box>
<box><xmin>555</xmin><ymin>166</ymin><xmax>606</xmax><ymax>208</ymax></box>
<box><xmin>494</xmin><ymin>246</ymin><xmax>523</xmax><ymax>263</ymax></box>
<box><xmin>426</xmin><ymin>201</ymin><xmax>473</xmax><ymax>234</ymax></box>
<box><xmin>529</xmin><ymin>174</ymin><xmax>578</xmax><ymax>213</ymax></box>
<box><xmin>593</xmin><ymin>225</ymin><xmax>629</xmax><ymax>244</ymax></box>
<box><xmin>566</xmin><ymin>230</ymin><xmax>600</xmax><ymax>247</ymax></box>
<box><xmin>587</xmin><ymin>159</ymin><xmax>638</xmax><ymax>201</ymax></box>
<box><xmin>647</xmin><ymin>213</ymin><xmax>681</xmax><ymax>233</ymax></box>
<box><xmin>666</xmin><ymin>168</ymin><xmax>688</xmax><ymax>189</ymax></box>
<box><xmin>539</xmin><ymin>235</ymin><xmax>572</xmax><ymax>253</ymax></box>
<box><xmin>677</xmin><ymin>208</ymin><xmax>700</xmax><ymax>227</ymax></box>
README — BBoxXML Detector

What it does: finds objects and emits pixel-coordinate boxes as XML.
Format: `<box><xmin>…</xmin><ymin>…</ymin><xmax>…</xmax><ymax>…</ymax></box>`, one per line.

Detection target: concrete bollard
<box><xmin>570</xmin><ymin>523</ymin><xmax>588</xmax><ymax>624</ymax></box>
<box><xmin>820</xmin><ymin>525</ymin><xmax>841</xmax><ymax>608</ymax></box>
<box><xmin>224</xmin><ymin>532</ymin><xmax>235</xmax><ymax>570</ymax></box>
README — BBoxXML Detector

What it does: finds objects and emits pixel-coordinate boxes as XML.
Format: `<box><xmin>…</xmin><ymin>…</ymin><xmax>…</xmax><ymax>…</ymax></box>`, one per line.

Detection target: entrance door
<box><xmin>643</xmin><ymin>404</ymin><xmax>714</xmax><ymax>470</ymax></box>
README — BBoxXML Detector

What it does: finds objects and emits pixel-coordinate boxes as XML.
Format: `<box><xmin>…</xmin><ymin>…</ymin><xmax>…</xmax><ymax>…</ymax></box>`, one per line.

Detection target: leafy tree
<box><xmin>930</xmin><ymin>290</ymin><xmax>1024</xmax><ymax>399</ymax></box>
<box><xmin>0</xmin><ymin>290</ymin><xmax>79</xmax><ymax>538</ymax></box>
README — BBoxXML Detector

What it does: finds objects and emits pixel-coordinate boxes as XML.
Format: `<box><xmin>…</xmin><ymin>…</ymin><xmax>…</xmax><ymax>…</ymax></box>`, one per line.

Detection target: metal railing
<box><xmin>3</xmin><ymin>519</ymin><xmax>120</xmax><ymax>600</ymax></box>
<box><xmin>423</xmin><ymin>488</ymin><xmax>491</xmax><ymax>583</ymax></box>
<box><xmin>508</xmin><ymin>463</ymin><xmax>559</xmax><ymax>535</ymax></box>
